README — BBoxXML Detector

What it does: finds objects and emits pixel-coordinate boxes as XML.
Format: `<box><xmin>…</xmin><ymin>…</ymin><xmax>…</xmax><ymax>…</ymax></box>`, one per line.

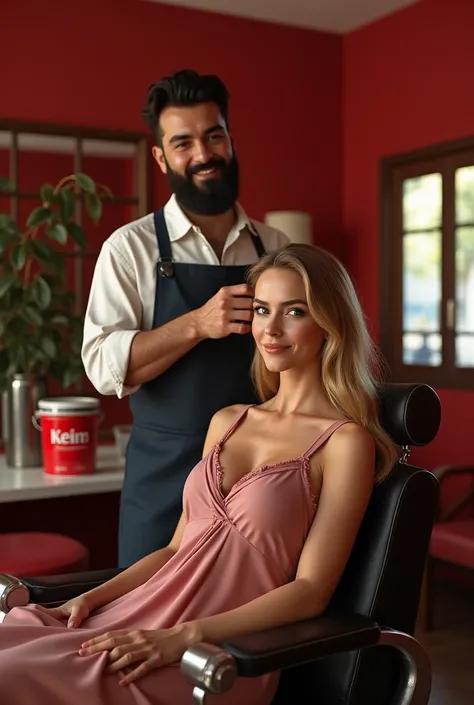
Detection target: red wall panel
<box><xmin>343</xmin><ymin>0</ymin><xmax>474</xmax><ymax>473</ymax></box>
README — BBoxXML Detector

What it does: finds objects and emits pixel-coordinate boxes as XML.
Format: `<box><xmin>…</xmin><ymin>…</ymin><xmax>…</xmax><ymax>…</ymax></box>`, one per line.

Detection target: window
<box><xmin>381</xmin><ymin>137</ymin><xmax>474</xmax><ymax>389</ymax></box>
<box><xmin>0</xmin><ymin>119</ymin><xmax>151</xmax><ymax>319</ymax></box>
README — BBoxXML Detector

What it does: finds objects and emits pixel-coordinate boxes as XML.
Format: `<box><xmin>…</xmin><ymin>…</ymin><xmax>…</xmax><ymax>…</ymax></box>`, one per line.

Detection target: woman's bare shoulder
<box><xmin>327</xmin><ymin>420</ymin><xmax>375</xmax><ymax>448</ymax></box>
<box><xmin>322</xmin><ymin>421</ymin><xmax>376</xmax><ymax>473</ymax></box>
<box><xmin>203</xmin><ymin>404</ymin><xmax>251</xmax><ymax>453</ymax></box>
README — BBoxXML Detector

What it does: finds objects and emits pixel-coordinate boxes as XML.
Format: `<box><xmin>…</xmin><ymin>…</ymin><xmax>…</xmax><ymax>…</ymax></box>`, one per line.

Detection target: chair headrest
<box><xmin>378</xmin><ymin>383</ymin><xmax>441</xmax><ymax>447</ymax></box>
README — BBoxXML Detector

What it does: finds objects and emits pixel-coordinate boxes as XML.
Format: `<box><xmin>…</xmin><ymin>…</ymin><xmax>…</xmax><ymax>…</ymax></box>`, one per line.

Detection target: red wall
<box><xmin>2</xmin><ymin>0</ymin><xmax>342</xmax><ymax>432</ymax></box>
<box><xmin>343</xmin><ymin>0</ymin><xmax>474</xmax><ymax>473</ymax></box>
<box><xmin>2</xmin><ymin>0</ymin><xmax>342</xmax><ymax>237</ymax></box>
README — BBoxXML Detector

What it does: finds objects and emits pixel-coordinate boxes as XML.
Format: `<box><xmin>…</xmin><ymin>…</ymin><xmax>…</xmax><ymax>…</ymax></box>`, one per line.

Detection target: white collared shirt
<box><xmin>82</xmin><ymin>194</ymin><xmax>289</xmax><ymax>399</ymax></box>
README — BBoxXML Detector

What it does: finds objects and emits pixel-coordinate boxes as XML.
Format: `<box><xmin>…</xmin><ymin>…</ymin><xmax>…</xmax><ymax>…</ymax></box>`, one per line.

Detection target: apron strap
<box><xmin>154</xmin><ymin>209</ymin><xmax>174</xmax><ymax>278</ymax></box>
<box><xmin>248</xmin><ymin>221</ymin><xmax>266</xmax><ymax>257</ymax></box>
<box><xmin>153</xmin><ymin>209</ymin><xmax>266</xmax><ymax>277</ymax></box>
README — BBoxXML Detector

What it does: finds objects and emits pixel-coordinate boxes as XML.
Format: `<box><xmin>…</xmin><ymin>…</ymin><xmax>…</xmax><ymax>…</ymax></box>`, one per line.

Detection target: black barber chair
<box><xmin>0</xmin><ymin>383</ymin><xmax>441</xmax><ymax>705</ymax></box>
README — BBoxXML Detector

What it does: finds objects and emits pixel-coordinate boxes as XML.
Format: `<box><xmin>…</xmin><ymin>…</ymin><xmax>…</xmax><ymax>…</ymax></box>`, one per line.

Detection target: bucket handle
<box><xmin>32</xmin><ymin>411</ymin><xmax>104</xmax><ymax>431</ymax></box>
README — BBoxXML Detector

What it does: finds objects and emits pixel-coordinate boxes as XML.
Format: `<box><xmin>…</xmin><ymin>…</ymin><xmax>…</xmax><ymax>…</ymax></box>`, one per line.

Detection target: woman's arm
<box><xmin>84</xmin><ymin>513</ymin><xmax>187</xmax><ymax>611</ymax></box>
<box><xmin>187</xmin><ymin>424</ymin><xmax>375</xmax><ymax>644</ymax></box>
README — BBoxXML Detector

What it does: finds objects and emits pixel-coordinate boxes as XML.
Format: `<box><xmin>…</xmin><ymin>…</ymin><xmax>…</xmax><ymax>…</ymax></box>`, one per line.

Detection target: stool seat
<box><xmin>0</xmin><ymin>532</ymin><xmax>89</xmax><ymax>577</ymax></box>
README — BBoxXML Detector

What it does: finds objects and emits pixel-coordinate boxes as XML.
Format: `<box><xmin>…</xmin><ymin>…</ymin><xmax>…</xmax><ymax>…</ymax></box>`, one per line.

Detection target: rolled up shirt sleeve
<box><xmin>81</xmin><ymin>241</ymin><xmax>142</xmax><ymax>398</ymax></box>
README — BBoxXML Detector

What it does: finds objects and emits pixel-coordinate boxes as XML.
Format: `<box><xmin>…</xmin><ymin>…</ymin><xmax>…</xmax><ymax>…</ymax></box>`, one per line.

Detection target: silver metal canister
<box><xmin>1</xmin><ymin>373</ymin><xmax>47</xmax><ymax>468</ymax></box>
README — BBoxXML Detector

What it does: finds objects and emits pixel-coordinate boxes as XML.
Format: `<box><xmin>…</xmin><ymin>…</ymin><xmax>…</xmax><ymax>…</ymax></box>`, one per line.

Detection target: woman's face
<box><xmin>252</xmin><ymin>267</ymin><xmax>326</xmax><ymax>373</ymax></box>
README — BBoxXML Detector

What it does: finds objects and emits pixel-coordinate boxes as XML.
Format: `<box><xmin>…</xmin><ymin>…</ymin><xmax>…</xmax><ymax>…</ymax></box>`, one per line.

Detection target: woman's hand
<box><xmin>78</xmin><ymin>623</ymin><xmax>200</xmax><ymax>685</ymax></box>
<box><xmin>36</xmin><ymin>595</ymin><xmax>91</xmax><ymax>628</ymax></box>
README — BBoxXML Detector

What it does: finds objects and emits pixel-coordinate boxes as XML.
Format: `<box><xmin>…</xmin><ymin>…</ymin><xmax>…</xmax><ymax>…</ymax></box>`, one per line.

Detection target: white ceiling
<box><xmin>143</xmin><ymin>0</ymin><xmax>420</xmax><ymax>33</ymax></box>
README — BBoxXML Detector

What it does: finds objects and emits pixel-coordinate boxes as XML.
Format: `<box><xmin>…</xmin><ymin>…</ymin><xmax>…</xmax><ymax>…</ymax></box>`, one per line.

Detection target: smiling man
<box><xmin>82</xmin><ymin>69</ymin><xmax>289</xmax><ymax>567</ymax></box>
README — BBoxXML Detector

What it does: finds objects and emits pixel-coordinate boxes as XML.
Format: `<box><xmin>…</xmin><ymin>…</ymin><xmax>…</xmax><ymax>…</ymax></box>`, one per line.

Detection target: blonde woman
<box><xmin>0</xmin><ymin>244</ymin><xmax>398</xmax><ymax>705</ymax></box>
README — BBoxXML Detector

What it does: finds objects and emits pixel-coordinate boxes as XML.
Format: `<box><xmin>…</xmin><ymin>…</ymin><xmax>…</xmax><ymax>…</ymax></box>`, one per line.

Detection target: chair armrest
<box><xmin>434</xmin><ymin>464</ymin><xmax>474</xmax><ymax>483</ymax></box>
<box><xmin>22</xmin><ymin>568</ymin><xmax>123</xmax><ymax>605</ymax></box>
<box><xmin>223</xmin><ymin>613</ymin><xmax>379</xmax><ymax>676</ymax></box>
<box><xmin>182</xmin><ymin>612</ymin><xmax>380</xmax><ymax>691</ymax></box>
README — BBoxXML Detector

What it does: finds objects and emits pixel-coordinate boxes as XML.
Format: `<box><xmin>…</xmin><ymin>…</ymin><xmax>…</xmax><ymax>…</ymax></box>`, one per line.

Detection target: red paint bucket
<box><xmin>32</xmin><ymin>397</ymin><xmax>101</xmax><ymax>475</ymax></box>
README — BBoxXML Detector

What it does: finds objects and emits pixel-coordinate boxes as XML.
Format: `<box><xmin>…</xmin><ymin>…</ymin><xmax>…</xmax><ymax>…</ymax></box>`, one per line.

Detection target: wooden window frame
<box><xmin>0</xmin><ymin>119</ymin><xmax>153</xmax><ymax>317</ymax></box>
<box><xmin>380</xmin><ymin>135</ymin><xmax>474</xmax><ymax>390</ymax></box>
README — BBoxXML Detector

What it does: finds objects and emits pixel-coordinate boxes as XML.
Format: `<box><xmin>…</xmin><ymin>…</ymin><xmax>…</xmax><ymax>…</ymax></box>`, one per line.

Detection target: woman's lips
<box><xmin>263</xmin><ymin>344</ymin><xmax>290</xmax><ymax>354</ymax></box>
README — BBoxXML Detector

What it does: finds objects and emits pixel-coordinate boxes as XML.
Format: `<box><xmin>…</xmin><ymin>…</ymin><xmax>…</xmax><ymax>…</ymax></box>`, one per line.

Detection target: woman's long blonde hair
<box><xmin>247</xmin><ymin>243</ymin><xmax>398</xmax><ymax>482</ymax></box>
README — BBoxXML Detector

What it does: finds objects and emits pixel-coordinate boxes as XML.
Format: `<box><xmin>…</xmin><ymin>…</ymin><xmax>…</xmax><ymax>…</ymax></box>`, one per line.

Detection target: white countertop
<box><xmin>0</xmin><ymin>445</ymin><xmax>125</xmax><ymax>503</ymax></box>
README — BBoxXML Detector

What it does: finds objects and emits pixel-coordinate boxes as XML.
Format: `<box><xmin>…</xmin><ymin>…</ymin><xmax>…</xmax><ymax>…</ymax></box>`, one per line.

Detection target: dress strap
<box><xmin>303</xmin><ymin>420</ymin><xmax>352</xmax><ymax>459</ymax></box>
<box><xmin>217</xmin><ymin>405</ymin><xmax>254</xmax><ymax>446</ymax></box>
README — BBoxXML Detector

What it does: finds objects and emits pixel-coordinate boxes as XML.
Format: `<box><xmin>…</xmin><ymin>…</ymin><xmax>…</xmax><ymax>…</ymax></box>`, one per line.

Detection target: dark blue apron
<box><xmin>118</xmin><ymin>209</ymin><xmax>265</xmax><ymax>567</ymax></box>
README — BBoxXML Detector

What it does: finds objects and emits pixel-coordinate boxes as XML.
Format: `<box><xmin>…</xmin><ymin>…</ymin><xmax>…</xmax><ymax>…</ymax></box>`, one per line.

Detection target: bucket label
<box><xmin>50</xmin><ymin>428</ymin><xmax>90</xmax><ymax>445</ymax></box>
<box><xmin>38</xmin><ymin>410</ymin><xmax>99</xmax><ymax>476</ymax></box>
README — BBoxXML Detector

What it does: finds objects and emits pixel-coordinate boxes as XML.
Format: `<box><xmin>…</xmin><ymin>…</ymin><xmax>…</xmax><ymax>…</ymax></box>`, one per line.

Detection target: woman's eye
<box><xmin>253</xmin><ymin>306</ymin><xmax>268</xmax><ymax>315</ymax></box>
<box><xmin>287</xmin><ymin>308</ymin><xmax>305</xmax><ymax>316</ymax></box>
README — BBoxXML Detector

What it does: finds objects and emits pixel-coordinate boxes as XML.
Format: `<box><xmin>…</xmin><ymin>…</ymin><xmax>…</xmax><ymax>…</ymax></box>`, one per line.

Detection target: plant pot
<box><xmin>1</xmin><ymin>373</ymin><xmax>47</xmax><ymax>468</ymax></box>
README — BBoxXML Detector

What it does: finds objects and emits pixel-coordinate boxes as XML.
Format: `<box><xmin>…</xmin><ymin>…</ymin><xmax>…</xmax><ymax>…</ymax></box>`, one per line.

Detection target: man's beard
<box><xmin>165</xmin><ymin>154</ymin><xmax>240</xmax><ymax>216</ymax></box>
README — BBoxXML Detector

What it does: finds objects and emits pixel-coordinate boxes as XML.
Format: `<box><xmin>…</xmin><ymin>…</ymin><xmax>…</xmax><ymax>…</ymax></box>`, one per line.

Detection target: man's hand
<box><xmin>78</xmin><ymin>624</ymin><xmax>198</xmax><ymax>685</ymax></box>
<box><xmin>192</xmin><ymin>283</ymin><xmax>254</xmax><ymax>340</ymax></box>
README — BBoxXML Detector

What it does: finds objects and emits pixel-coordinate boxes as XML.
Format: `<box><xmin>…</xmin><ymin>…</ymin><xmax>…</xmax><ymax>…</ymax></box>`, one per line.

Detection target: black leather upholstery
<box><xmin>378</xmin><ymin>382</ymin><xmax>441</xmax><ymax>446</ymax></box>
<box><xmin>21</xmin><ymin>569</ymin><xmax>122</xmax><ymax>605</ymax></box>
<box><xmin>223</xmin><ymin>613</ymin><xmax>380</xmax><ymax>676</ymax></box>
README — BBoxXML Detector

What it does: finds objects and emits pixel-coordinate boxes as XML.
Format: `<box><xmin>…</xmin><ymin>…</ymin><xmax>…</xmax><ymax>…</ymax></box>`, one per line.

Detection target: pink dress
<box><xmin>0</xmin><ymin>406</ymin><xmax>347</xmax><ymax>705</ymax></box>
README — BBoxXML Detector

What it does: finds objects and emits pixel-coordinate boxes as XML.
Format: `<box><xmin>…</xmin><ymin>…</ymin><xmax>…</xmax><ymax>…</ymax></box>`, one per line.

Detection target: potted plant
<box><xmin>0</xmin><ymin>173</ymin><xmax>110</xmax><ymax>467</ymax></box>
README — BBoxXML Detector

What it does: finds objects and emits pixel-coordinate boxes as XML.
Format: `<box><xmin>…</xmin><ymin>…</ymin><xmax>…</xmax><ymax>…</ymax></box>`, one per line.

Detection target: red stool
<box><xmin>0</xmin><ymin>533</ymin><xmax>89</xmax><ymax>577</ymax></box>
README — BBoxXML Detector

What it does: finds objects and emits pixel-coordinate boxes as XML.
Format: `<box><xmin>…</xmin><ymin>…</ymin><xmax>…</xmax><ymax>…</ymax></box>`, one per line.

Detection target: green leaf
<box><xmin>0</xmin><ymin>282</ymin><xmax>24</xmax><ymax>310</ymax></box>
<box><xmin>9</xmin><ymin>342</ymin><xmax>33</xmax><ymax>373</ymax></box>
<box><xmin>0</xmin><ymin>345</ymin><xmax>19</xmax><ymax>391</ymax></box>
<box><xmin>0</xmin><ymin>271</ymin><xmax>17</xmax><ymax>297</ymax></box>
<box><xmin>0</xmin><ymin>176</ymin><xmax>15</xmax><ymax>191</ymax></box>
<box><xmin>0</xmin><ymin>230</ymin><xmax>17</xmax><ymax>254</ymax></box>
<box><xmin>66</xmin><ymin>222</ymin><xmax>87</xmax><ymax>249</ymax></box>
<box><xmin>41</xmin><ymin>336</ymin><xmax>57</xmax><ymax>358</ymax></box>
<box><xmin>31</xmin><ymin>239</ymin><xmax>55</xmax><ymax>263</ymax></box>
<box><xmin>32</xmin><ymin>276</ymin><xmax>52</xmax><ymax>310</ymax></box>
<box><xmin>85</xmin><ymin>192</ymin><xmax>102</xmax><ymax>224</ymax></box>
<box><xmin>63</xmin><ymin>366</ymin><xmax>84</xmax><ymax>388</ymax></box>
<box><xmin>21</xmin><ymin>306</ymin><xmax>43</xmax><ymax>327</ymax></box>
<box><xmin>26</xmin><ymin>206</ymin><xmax>54</xmax><ymax>228</ymax></box>
<box><xmin>59</xmin><ymin>188</ymin><xmax>75</xmax><ymax>222</ymax></box>
<box><xmin>10</xmin><ymin>243</ymin><xmax>27</xmax><ymax>270</ymax></box>
<box><xmin>50</xmin><ymin>313</ymin><xmax>69</xmax><ymax>326</ymax></box>
<box><xmin>40</xmin><ymin>183</ymin><xmax>55</xmax><ymax>203</ymax></box>
<box><xmin>75</xmin><ymin>172</ymin><xmax>96</xmax><ymax>194</ymax></box>
<box><xmin>0</xmin><ymin>213</ymin><xmax>20</xmax><ymax>235</ymax></box>
<box><xmin>46</xmin><ymin>223</ymin><xmax>68</xmax><ymax>245</ymax></box>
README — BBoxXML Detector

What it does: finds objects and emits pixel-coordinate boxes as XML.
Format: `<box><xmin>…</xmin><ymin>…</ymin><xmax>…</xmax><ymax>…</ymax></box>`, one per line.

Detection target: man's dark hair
<box><xmin>141</xmin><ymin>69</ymin><xmax>230</xmax><ymax>146</ymax></box>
